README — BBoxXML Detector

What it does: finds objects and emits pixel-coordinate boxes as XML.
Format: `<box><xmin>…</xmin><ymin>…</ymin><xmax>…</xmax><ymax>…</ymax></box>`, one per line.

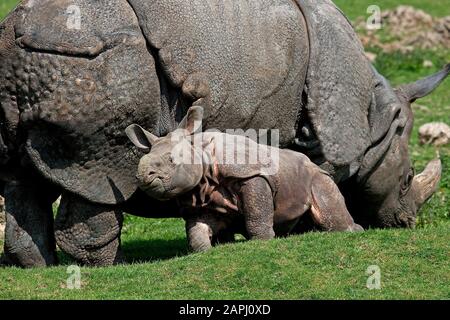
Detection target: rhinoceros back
<box><xmin>128</xmin><ymin>0</ymin><xmax>309</xmax><ymax>146</ymax></box>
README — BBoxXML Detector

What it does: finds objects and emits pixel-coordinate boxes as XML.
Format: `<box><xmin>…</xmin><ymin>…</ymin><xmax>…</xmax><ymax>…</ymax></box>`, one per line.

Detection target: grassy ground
<box><xmin>1</xmin><ymin>217</ymin><xmax>449</xmax><ymax>299</ymax></box>
<box><xmin>0</xmin><ymin>1</ymin><xmax>449</xmax><ymax>300</ymax></box>
<box><xmin>0</xmin><ymin>0</ymin><xmax>17</xmax><ymax>21</ymax></box>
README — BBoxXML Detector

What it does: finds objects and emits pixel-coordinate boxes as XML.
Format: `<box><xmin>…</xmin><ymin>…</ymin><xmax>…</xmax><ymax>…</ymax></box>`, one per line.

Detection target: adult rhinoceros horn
<box><xmin>400</xmin><ymin>64</ymin><xmax>450</xmax><ymax>103</ymax></box>
<box><xmin>413</xmin><ymin>159</ymin><xmax>442</xmax><ymax>207</ymax></box>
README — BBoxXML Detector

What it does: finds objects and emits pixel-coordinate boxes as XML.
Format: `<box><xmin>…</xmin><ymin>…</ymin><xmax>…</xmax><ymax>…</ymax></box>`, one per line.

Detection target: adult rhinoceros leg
<box><xmin>55</xmin><ymin>193</ymin><xmax>124</xmax><ymax>266</ymax></box>
<box><xmin>2</xmin><ymin>179</ymin><xmax>59</xmax><ymax>267</ymax></box>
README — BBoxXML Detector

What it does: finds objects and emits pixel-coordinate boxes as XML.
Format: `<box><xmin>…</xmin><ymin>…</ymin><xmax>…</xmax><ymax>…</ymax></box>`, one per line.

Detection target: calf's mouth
<box><xmin>140</xmin><ymin>177</ymin><xmax>172</xmax><ymax>201</ymax></box>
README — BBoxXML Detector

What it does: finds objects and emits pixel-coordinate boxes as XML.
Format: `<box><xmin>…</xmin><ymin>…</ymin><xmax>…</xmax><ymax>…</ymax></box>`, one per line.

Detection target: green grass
<box><xmin>1</xmin><ymin>217</ymin><xmax>449</xmax><ymax>299</ymax></box>
<box><xmin>0</xmin><ymin>0</ymin><xmax>449</xmax><ymax>300</ymax></box>
<box><xmin>0</xmin><ymin>0</ymin><xmax>17</xmax><ymax>21</ymax></box>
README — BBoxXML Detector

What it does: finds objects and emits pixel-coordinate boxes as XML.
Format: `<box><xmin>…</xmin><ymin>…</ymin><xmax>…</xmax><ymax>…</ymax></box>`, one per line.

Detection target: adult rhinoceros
<box><xmin>0</xmin><ymin>0</ymin><xmax>448</xmax><ymax>267</ymax></box>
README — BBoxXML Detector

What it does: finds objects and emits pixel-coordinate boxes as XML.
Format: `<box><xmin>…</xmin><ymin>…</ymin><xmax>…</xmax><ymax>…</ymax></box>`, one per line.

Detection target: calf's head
<box><xmin>357</xmin><ymin>64</ymin><xmax>449</xmax><ymax>228</ymax></box>
<box><xmin>126</xmin><ymin>106</ymin><xmax>205</xmax><ymax>200</ymax></box>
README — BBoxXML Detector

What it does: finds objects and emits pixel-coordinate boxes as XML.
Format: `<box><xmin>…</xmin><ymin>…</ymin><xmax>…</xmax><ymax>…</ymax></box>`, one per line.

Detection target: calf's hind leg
<box><xmin>239</xmin><ymin>177</ymin><xmax>276</xmax><ymax>240</ymax></box>
<box><xmin>55</xmin><ymin>193</ymin><xmax>124</xmax><ymax>266</ymax></box>
<box><xmin>310</xmin><ymin>173</ymin><xmax>363</xmax><ymax>232</ymax></box>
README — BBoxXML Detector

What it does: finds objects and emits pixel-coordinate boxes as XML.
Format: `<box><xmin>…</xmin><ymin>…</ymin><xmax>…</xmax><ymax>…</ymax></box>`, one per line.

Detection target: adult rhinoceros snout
<box><xmin>394</xmin><ymin>211</ymin><xmax>417</xmax><ymax>229</ymax></box>
<box><xmin>412</xmin><ymin>159</ymin><xmax>442</xmax><ymax>208</ymax></box>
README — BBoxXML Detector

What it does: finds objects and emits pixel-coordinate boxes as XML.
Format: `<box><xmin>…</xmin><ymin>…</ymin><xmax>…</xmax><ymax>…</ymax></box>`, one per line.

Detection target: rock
<box><xmin>423</xmin><ymin>60</ymin><xmax>434</xmax><ymax>68</ymax></box>
<box><xmin>381</xmin><ymin>6</ymin><xmax>433</xmax><ymax>36</ymax></box>
<box><xmin>419</xmin><ymin>122</ymin><xmax>450</xmax><ymax>146</ymax></box>
<box><xmin>356</xmin><ymin>6</ymin><xmax>450</xmax><ymax>52</ymax></box>
<box><xmin>365</xmin><ymin>52</ymin><xmax>377</xmax><ymax>62</ymax></box>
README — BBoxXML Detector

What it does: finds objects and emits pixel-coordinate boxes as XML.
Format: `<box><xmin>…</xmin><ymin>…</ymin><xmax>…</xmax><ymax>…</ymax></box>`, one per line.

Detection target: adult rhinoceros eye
<box><xmin>167</xmin><ymin>154</ymin><xmax>176</xmax><ymax>166</ymax></box>
<box><xmin>401</xmin><ymin>167</ymin><xmax>415</xmax><ymax>195</ymax></box>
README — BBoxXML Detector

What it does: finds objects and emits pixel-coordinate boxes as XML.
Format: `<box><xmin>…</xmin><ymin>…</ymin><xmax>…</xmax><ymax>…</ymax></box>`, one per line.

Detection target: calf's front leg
<box><xmin>185</xmin><ymin>211</ymin><xmax>236</xmax><ymax>252</ymax></box>
<box><xmin>185</xmin><ymin>219</ymin><xmax>213</xmax><ymax>253</ymax></box>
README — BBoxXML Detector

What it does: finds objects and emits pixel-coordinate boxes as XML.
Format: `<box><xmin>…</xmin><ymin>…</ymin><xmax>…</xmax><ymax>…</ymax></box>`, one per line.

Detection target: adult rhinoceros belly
<box><xmin>128</xmin><ymin>0</ymin><xmax>309</xmax><ymax>145</ymax></box>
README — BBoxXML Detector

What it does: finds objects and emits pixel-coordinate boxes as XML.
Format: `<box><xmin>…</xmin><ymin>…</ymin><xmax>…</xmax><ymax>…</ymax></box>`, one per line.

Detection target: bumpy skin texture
<box><xmin>0</xmin><ymin>8</ymin><xmax>20</xmax><ymax>166</ymax></box>
<box><xmin>238</xmin><ymin>177</ymin><xmax>276</xmax><ymax>240</ymax></box>
<box><xmin>0</xmin><ymin>0</ymin><xmax>309</xmax><ymax>266</ymax></box>
<box><xmin>55</xmin><ymin>193</ymin><xmax>124</xmax><ymax>266</ymax></box>
<box><xmin>7</xmin><ymin>0</ymin><xmax>161</xmax><ymax>205</ymax></box>
<box><xmin>2</xmin><ymin>175</ymin><xmax>60</xmax><ymax>267</ymax></box>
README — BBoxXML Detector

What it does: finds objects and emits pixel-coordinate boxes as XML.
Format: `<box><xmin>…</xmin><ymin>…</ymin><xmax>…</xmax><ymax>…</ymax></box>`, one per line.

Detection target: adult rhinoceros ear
<box><xmin>399</xmin><ymin>63</ymin><xmax>450</xmax><ymax>103</ymax></box>
<box><xmin>125</xmin><ymin>124</ymin><xmax>159</xmax><ymax>152</ymax></box>
<box><xmin>178</xmin><ymin>106</ymin><xmax>204</xmax><ymax>135</ymax></box>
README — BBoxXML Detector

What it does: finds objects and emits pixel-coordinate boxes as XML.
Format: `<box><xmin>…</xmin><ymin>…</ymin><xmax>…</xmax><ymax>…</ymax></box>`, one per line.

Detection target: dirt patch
<box><xmin>419</xmin><ymin>122</ymin><xmax>450</xmax><ymax>146</ymax></box>
<box><xmin>356</xmin><ymin>6</ymin><xmax>450</xmax><ymax>53</ymax></box>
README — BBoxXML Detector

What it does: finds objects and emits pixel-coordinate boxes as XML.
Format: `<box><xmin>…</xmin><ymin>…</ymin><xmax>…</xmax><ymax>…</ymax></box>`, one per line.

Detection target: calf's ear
<box><xmin>178</xmin><ymin>106</ymin><xmax>204</xmax><ymax>135</ymax></box>
<box><xmin>125</xmin><ymin>124</ymin><xmax>159</xmax><ymax>152</ymax></box>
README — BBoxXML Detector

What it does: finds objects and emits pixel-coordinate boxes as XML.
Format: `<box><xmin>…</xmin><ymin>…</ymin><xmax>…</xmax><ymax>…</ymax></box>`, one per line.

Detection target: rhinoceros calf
<box><xmin>126</xmin><ymin>106</ymin><xmax>363</xmax><ymax>252</ymax></box>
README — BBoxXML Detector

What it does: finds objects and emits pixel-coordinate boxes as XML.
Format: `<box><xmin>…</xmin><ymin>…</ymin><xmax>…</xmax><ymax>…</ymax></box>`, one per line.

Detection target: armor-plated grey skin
<box><xmin>126</xmin><ymin>106</ymin><xmax>363</xmax><ymax>252</ymax></box>
<box><xmin>0</xmin><ymin>0</ymin><xmax>448</xmax><ymax>267</ymax></box>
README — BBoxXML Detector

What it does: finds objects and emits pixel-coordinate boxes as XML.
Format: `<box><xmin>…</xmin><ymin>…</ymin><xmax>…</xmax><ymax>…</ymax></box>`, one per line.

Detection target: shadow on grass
<box><xmin>122</xmin><ymin>238</ymin><xmax>189</xmax><ymax>264</ymax></box>
<box><xmin>54</xmin><ymin>238</ymin><xmax>190</xmax><ymax>266</ymax></box>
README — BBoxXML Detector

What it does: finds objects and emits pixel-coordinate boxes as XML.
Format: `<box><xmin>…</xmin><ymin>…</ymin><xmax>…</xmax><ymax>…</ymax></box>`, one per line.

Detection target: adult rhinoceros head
<box><xmin>355</xmin><ymin>65</ymin><xmax>449</xmax><ymax>228</ymax></box>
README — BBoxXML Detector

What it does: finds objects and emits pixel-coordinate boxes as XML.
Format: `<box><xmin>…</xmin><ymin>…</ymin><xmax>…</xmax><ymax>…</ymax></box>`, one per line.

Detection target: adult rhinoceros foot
<box><xmin>55</xmin><ymin>193</ymin><xmax>124</xmax><ymax>266</ymax></box>
<box><xmin>2</xmin><ymin>178</ymin><xmax>60</xmax><ymax>268</ymax></box>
